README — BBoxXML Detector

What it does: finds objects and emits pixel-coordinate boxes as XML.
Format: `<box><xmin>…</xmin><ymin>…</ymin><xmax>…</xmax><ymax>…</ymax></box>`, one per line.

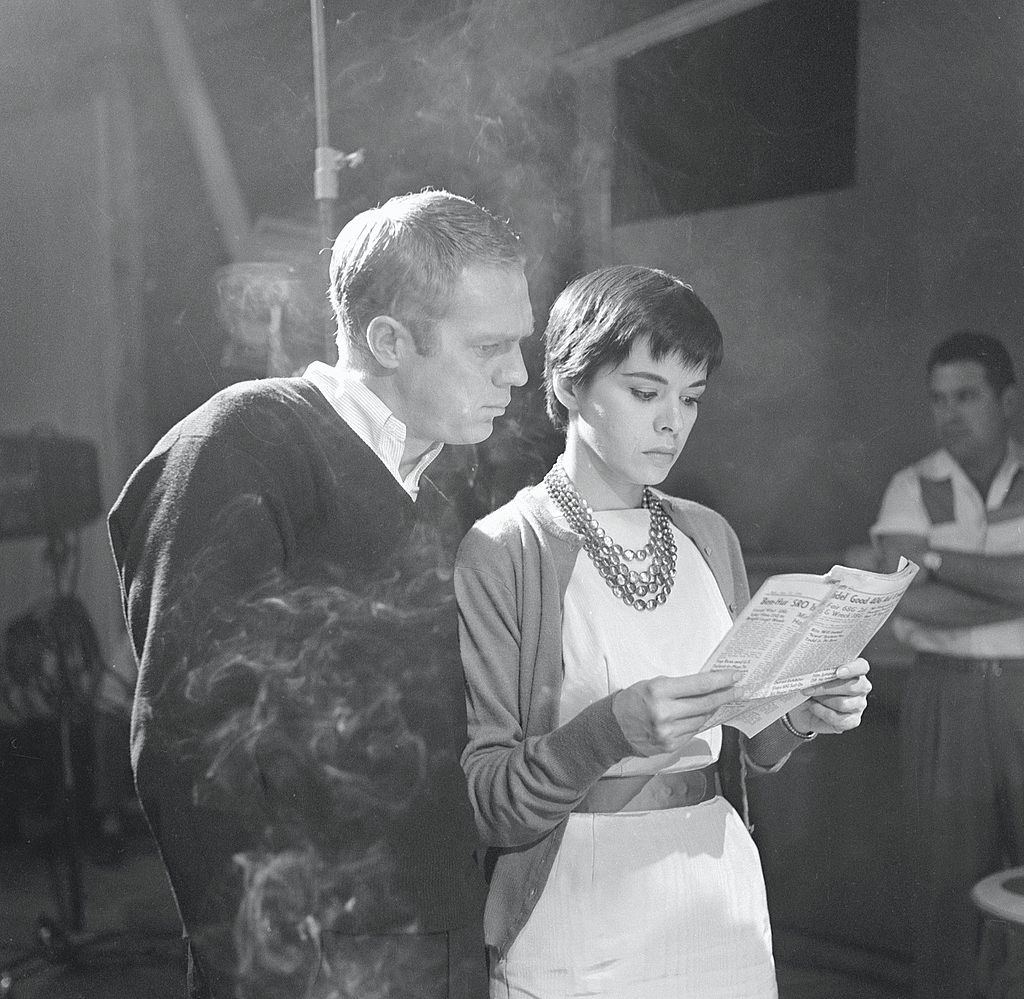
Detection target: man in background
<box><xmin>108</xmin><ymin>190</ymin><xmax>533</xmax><ymax>999</ymax></box>
<box><xmin>871</xmin><ymin>330</ymin><xmax>1024</xmax><ymax>999</ymax></box>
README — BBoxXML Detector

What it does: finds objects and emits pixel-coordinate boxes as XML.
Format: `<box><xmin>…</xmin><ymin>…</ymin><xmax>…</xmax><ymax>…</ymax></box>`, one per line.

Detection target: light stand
<box><xmin>0</xmin><ymin>437</ymin><xmax>179</xmax><ymax>998</ymax></box>
<box><xmin>39</xmin><ymin>529</ymin><xmax>86</xmax><ymax>933</ymax></box>
<box><xmin>0</xmin><ymin>529</ymin><xmax>100</xmax><ymax>997</ymax></box>
<box><xmin>309</xmin><ymin>0</ymin><xmax>362</xmax><ymax>363</ymax></box>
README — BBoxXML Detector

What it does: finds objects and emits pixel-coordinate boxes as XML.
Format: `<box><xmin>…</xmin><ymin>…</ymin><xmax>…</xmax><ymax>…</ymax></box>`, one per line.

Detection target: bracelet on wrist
<box><xmin>780</xmin><ymin>711</ymin><xmax>817</xmax><ymax>741</ymax></box>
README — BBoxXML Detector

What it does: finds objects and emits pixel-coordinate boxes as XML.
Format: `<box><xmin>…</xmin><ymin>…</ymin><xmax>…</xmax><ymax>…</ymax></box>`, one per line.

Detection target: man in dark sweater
<box><xmin>108</xmin><ymin>190</ymin><xmax>533</xmax><ymax>999</ymax></box>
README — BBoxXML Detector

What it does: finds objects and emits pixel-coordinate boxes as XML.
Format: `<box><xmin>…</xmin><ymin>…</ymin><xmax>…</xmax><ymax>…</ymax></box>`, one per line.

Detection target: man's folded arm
<box><xmin>926</xmin><ymin>549</ymin><xmax>1024</xmax><ymax>609</ymax></box>
<box><xmin>875</xmin><ymin>533</ymin><xmax>1022</xmax><ymax>626</ymax></box>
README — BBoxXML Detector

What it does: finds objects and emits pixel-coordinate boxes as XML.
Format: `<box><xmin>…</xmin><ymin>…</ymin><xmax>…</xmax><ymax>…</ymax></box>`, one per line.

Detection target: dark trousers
<box><xmin>901</xmin><ymin>653</ymin><xmax>1024</xmax><ymax>999</ymax></box>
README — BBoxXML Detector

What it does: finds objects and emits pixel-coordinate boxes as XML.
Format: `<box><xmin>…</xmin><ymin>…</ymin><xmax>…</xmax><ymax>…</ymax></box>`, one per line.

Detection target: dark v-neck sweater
<box><xmin>108</xmin><ymin>377</ymin><xmax>483</xmax><ymax>989</ymax></box>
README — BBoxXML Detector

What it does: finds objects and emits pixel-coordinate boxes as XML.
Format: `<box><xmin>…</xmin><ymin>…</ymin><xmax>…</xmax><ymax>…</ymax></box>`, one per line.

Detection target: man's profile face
<box><xmin>929</xmin><ymin>359</ymin><xmax>1009</xmax><ymax>465</ymax></box>
<box><xmin>395</xmin><ymin>263</ymin><xmax>534</xmax><ymax>450</ymax></box>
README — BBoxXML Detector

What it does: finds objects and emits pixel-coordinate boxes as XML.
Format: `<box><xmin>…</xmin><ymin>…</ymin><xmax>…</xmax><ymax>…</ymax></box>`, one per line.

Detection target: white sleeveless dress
<box><xmin>490</xmin><ymin>506</ymin><xmax>778</xmax><ymax>999</ymax></box>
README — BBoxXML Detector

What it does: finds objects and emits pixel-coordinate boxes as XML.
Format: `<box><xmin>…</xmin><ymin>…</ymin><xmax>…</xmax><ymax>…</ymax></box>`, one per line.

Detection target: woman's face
<box><xmin>556</xmin><ymin>337</ymin><xmax>709</xmax><ymax>509</ymax></box>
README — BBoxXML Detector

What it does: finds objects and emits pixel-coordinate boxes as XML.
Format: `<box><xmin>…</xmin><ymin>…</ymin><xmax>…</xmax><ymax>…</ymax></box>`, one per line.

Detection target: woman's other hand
<box><xmin>789</xmin><ymin>658</ymin><xmax>872</xmax><ymax>735</ymax></box>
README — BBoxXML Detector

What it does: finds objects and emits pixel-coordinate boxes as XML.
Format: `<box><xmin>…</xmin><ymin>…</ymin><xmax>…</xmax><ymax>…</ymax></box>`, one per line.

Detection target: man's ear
<box><xmin>365</xmin><ymin>315</ymin><xmax>415</xmax><ymax>370</ymax></box>
<box><xmin>552</xmin><ymin>371</ymin><xmax>579</xmax><ymax>416</ymax></box>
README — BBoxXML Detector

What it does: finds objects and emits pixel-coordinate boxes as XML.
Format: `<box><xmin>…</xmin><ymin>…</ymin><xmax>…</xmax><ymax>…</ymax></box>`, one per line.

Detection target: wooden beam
<box><xmin>574</xmin><ymin>65</ymin><xmax>616</xmax><ymax>271</ymax></box>
<box><xmin>148</xmin><ymin>0</ymin><xmax>252</xmax><ymax>261</ymax></box>
<box><xmin>556</xmin><ymin>0</ymin><xmax>774</xmax><ymax>74</ymax></box>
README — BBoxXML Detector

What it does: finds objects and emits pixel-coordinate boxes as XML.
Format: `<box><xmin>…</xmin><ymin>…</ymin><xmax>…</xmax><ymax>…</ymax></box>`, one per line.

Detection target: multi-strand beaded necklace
<box><xmin>544</xmin><ymin>459</ymin><xmax>677</xmax><ymax>611</ymax></box>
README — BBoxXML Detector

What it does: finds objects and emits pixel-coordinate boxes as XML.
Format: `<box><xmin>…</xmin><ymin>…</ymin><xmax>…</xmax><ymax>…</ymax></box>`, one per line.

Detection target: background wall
<box><xmin>1</xmin><ymin>3</ymin><xmax>1022</xmax><ymax>990</ymax></box>
<box><xmin>588</xmin><ymin>4</ymin><xmax>1024</xmax><ymax>980</ymax></box>
<box><xmin>608</xmin><ymin>0</ymin><xmax>1024</xmax><ymax>555</ymax></box>
<box><xmin>0</xmin><ymin>1</ymin><xmax>144</xmax><ymax>661</ymax></box>
<box><xmin>14</xmin><ymin>0</ymin><xmax>1021</xmax><ymax>650</ymax></box>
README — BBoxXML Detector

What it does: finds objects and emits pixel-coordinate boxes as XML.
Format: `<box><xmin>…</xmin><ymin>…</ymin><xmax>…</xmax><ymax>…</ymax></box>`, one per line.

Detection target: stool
<box><xmin>971</xmin><ymin>866</ymin><xmax>1024</xmax><ymax>999</ymax></box>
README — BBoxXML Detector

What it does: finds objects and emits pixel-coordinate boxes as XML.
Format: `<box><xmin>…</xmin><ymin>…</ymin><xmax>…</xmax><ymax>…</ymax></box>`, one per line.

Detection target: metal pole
<box><xmin>310</xmin><ymin>0</ymin><xmax>331</xmax><ymax>156</ymax></box>
<box><xmin>309</xmin><ymin>0</ymin><xmax>337</xmax><ymax>362</ymax></box>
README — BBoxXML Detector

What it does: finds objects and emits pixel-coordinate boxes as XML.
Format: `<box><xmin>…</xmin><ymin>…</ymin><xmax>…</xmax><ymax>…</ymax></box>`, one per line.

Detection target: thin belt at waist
<box><xmin>573</xmin><ymin>762</ymin><xmax>719</xmax><ymax>814</ymax></box>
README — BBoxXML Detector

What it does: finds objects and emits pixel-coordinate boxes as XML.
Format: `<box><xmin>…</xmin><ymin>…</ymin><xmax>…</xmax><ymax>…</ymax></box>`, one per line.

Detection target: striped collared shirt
<box><xmin>303</xmin><ymin>360</ymin><xmax>443</xmax><ymax>500</ymax></box>
<box><xmin>871</xmin><ymin>437</ymin><xmax>1024</xmax><ymax>657</ymax></box>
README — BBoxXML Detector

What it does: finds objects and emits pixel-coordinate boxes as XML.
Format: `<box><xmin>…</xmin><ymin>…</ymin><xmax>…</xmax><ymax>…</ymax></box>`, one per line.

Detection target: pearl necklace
<box><xmin>544</xmin><ymin>460</ymin><xmax>677</xmax><ymax>611</ymax></box>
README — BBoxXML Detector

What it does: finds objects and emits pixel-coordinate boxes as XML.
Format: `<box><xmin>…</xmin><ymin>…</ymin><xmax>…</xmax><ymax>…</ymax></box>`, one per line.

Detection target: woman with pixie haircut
<box><xmin>455</xmin><ymin>265</ymin><xmax>872</xmax><ymax>998</ymax></box>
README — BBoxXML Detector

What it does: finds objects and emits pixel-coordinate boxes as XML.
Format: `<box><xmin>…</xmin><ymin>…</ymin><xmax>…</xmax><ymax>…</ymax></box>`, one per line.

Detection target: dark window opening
<box><xmin>612</xmin><ymin>0</ymin><xmax>859</xmax><ymax>223</ymax></box>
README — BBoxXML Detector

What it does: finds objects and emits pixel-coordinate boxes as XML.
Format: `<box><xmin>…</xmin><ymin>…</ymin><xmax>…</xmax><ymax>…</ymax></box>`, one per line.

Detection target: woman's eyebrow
<box><xmin>622</xmin><ymin>369</ymin><xmax>707</xmax><ymax>388</ymax></box>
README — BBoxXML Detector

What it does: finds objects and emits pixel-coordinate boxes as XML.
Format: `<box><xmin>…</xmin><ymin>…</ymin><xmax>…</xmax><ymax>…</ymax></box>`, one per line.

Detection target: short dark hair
<box><xmin>329</xmin><ymin>189</ymin><xmax>524</xmax><ymax>362</ymax></box>
<box><xmin>927</xmin><ymin>330</ymin><xmax>1016</xmax><ymax>394</ymax></box>
<box><xmin>543</xmin><ymin>265</ymin><xmax>723</xmax><ymax>430</ymax></box>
